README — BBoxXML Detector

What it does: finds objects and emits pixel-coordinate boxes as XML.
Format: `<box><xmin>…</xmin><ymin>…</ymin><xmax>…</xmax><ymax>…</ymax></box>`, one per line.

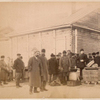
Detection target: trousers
<box><xmin>15</xmin><ymin>72</ymin><xmax>22</xmax><ymax>86</ymax></box>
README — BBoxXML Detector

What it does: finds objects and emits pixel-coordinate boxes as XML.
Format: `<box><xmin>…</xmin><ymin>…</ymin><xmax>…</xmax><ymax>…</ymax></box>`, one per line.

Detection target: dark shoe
<box><xmin>43</xmin><ymin>88</ymin><xmax>48</xmax><ymax>91</ymax></box>
<box><xmin>34</xmin><ymin>90</ymin><xmax>39</xmax><ymax>93</ymax></box>
<box><xmin>3</xmin><ymin>82</ymin><xmax>8</xmax><ymax>85</ymax></box>
<box><xmin>18</xmin><ymin>85</ymin><xmax>22</xmax><ymax>87</ymax></box>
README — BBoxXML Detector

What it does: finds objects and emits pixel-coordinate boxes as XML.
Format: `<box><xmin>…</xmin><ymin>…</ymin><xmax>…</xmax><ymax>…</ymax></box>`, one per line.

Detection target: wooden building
<box><xmin>0</xmin><ymin>5</ymin><xmax>100</xmax><ymax>66</ymax></box>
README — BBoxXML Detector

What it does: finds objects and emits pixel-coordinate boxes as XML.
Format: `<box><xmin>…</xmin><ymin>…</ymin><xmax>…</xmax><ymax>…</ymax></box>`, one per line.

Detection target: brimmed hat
<box><xmin>80</xmin><ymin>49</ymin><xmax>84</xmax><ymax>52</ymax></box>
<box><xmin>63</xmin><ymin>50</ymin><xmax>66</xmax><ymax>53</ymax></box>
<box><xmin>17</xmin><ymin>53</ymin><xmax>21</xmax><ymax>56</ymax></box>
<box><xmin>51</xmin><ymin>53</ymin><xmax>55</xmax><ymax>57</ymax></box>
<box><xmin>41</xmin><ymin>49</ymin><xmax>46</xmax><ymax>52</ymax></box>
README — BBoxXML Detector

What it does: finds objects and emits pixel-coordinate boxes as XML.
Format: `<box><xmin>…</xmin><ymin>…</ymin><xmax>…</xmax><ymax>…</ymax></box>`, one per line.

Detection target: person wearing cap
<box><xmin>92</xmin><ymin>52</ymin><xmax>96</xmax><ymax>59</ymax></box>
<box><xmin>94</xmin><ymin>52</ymin><xmax>100</xmax><ymax>67</ymax></box>
<box><xmin>0</xmin><ymin>55</ymin><xmax>9</xmax><ymax>85</ymax></box>
<box><xmin>48</xmin><ymin>53</ymin><xmax>58</xmax><ymax>83</ymax></box>
<box><xmin>79</xmin><ymin>49</ymin><xmax>88</xmax><ymax>80</ymax></box>
<box><xmin>13</xmin><ymin>54</ymin><xmax>24</xmax><ymax>88</ymax></box>
<box><xmin>20</xmin><ymin>56</ymin><xmax>25</xmax><ymax>82</ymax></box>
<box><xmin>39</xmin><ymin>49</ymin><xmax>48</xmax><ymax>91</ymax></box>
<box><xmin>28</xmin><ymin>49</ymin><xmax>43</xmax><ymax>94</ymax></box>
<box><xmin>59</xmin><ymin>50</ymin><xmax>70</xmax><ymax>85</ymax></box>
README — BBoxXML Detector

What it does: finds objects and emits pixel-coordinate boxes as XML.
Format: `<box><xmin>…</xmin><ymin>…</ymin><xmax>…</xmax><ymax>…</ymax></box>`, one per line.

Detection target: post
<box><xmin>75</xmin><ymin>29</ymin><xmax>78</xmax><ymax>53</ymax></box>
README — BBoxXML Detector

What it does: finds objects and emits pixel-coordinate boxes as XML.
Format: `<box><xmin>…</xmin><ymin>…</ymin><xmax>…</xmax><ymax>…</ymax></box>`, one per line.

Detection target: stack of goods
<box><xmin>98</xmin><ymin>68</ymin><xmax>100</xmax><ymax>81</ymax></box>
<box><xmin>83</xmin><ymin>67</ymin><xmax>99</xmax><ymax>83</ymax></box>
<box><xmin>83</xmin><ymin>69</ymin><xmax>90</xmax><ymax>82</ymax></box>
<box><xmin>67</xmin><ymin>69</ymin><xmax>81</xmax><ymax>86</ymax></box>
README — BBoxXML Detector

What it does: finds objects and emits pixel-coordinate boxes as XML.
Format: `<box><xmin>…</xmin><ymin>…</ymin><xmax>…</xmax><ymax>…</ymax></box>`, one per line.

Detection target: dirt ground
<box><xmin>0</xmin><ymin>81</ymin><xmax>100</xmax><ymax>98</ymax></box>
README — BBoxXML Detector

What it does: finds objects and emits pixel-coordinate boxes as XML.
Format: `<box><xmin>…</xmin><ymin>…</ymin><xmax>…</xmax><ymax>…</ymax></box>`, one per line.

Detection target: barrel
<box><xmin>69</xmin><ymin>72</ymin><xmax>78</xmax><ymax>81</ymax></box>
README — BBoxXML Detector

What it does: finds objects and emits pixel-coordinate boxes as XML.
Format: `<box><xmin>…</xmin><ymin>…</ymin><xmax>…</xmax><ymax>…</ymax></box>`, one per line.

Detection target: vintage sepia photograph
<box><xmin>0</xmin><ymin>2</ymin><xmax>100</xmax><ymax>98</ymax></box>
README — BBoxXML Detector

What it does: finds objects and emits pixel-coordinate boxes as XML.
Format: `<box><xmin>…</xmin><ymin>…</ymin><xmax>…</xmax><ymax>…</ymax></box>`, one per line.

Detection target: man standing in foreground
<box><xmin>39</xmin><ymin>49</ymin><xmax>48</xmax><ymax>91</ymax></box>
<box><xmin>28</xmin><ymin>49</ymin><xmax>43</xmax><ymax>94</ymax></box>
<box><xmin>13</xmin><ymin>54</ymin><xmax>24</xmax><ymax>88</ymax></box>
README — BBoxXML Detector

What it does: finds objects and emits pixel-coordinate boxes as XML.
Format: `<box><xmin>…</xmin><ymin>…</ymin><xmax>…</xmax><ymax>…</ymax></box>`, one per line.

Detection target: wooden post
<box><xmin>75</xmin><ymin>29</ymin><xmax>78</xmax><ymax>53</ymax></box>
<box><xmin>53</xmin><ymin>30</ymin><xmax>56</xmax><ymax>54</ymax></box>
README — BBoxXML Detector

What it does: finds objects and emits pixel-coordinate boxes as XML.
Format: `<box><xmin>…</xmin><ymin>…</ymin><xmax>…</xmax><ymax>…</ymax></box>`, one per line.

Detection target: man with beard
<box><xmin>39</xmin><ymin>49</ymin><xmax>48</xmax><ymax>91</ymax></box>
<box><xmin>28</xmin><ymin>49</ymin><xmax>43</xmax><ymax>94</ymax></box>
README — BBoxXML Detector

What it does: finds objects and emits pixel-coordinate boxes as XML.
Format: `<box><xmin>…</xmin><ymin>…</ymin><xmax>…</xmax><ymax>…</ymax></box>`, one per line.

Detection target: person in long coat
<box><xmin>28</xmin><ymin>49</ymin><xmax>43</xmax><ymax>94</ymax></box>
<box><xmin>0</xmin><ymin>56</ymin><xmax>9</xmax><ymax>85</ymax></box>
<box><xmin>59</xmin><ymin>50</ymin><xmax>70</xmax><ymax>85</ymax></box>
<box><xmin>48</xmin><ymin>53</ymin><xmax>58</xmax><ymax>83</ymax></box>
<box><xmin>39</xmin><ymin>49</ymin><xmax>48</xmax><ymax>91</ymax></box>
<box><xmin>79</xmin><ymin>49</ymin><xmax>87</xmax><ymax>80</ymax></box>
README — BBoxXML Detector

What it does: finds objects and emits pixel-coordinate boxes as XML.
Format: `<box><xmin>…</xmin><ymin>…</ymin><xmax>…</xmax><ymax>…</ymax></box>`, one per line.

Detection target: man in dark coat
<box><xmin>28</xmin><ymin>49</ymin><xmax>43</xmax><ymax>94</ymax></box>
<box><xmin>0</xmin><ymin>56</ymin><xmax>9</xmax><ymax>85</ymax></box>
<box><xmin>39</xmin><ymin>49</ymin><xmax>48</xmax><ymax>91</ymax></box>
<box><xmin>59</xmin><ymin>50</ymin><xmax>70</xmax><ymax>84</ymax></box>
<box><xmin>70</xmin><ymin>53</ymin><xmax>77</xmax><ymax>70</ymax></box>
<box><xmin>13</xmin><ymin>54</ymin><xmax>25</xmax><ymax>88</ymax></box>
<box><xmin>48</xmin><ymin>53</ymin><xmax>58</xmax><ymax>83</ymax></box>
<box><xmin>94</xmin><ymin>52</ymin><xmax>100</xmax><ymax>67</ymax></box>
<box><xmin>79</xmin><ymin>49</ymin><xmax>87</xmax><ymax>80</ymax></box>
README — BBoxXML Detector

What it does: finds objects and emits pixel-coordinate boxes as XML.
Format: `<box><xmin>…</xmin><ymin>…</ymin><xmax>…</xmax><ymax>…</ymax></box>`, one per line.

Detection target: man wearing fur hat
<box><xmin>28</xmin><ymin>49</ymin><xmax>43</xmax><ymax>94</ymax></box>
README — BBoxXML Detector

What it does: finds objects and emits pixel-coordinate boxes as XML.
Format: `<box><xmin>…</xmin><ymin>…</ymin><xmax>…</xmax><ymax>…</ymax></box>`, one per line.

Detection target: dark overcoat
<box><xmin>48</xmin><ymin>58</ymin><xmax>58</xmax><ymax>75</ymax></box>
<box><xmin>59</xmin><ymin>55</ymin><xmax>70</xmax><ymax>72</ymax></box>
<box><xmin>0</xmin><ymin>60</ymin><xmax>8</xmax><ymax>81</ymax></box>
<box><xmin>70</xmin><ymin>56</ymin><xmax>77</xmax><ymax>68</ymax></box>
<box><xmin>13</xmin><ymin>58</ymin><xmax>24</xmax><ymax>73</ymax></box>
<box><xmin>78</xmin><ymin>53</ymin><xmax>87</xmax><ymax>69</ymax></box>
<box><xmin>39</xmin><ymin>54</ymin><xmax>48</xmax><ymax>81</ymax></box>
<box><xmin>94</xmin><ymin>56</ymin><xmax>100</xmax><ymax>67</ymax></box>
<box><xmin>28</xmin><ymin>56</ymin><xmax>43</xmax><ymax>87</ymax></box>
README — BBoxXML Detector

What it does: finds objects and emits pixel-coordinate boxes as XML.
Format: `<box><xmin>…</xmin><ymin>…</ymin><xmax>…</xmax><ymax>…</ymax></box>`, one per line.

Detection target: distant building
<box><xmin>0</xmin><ymin>5</ymin><xmax>100</xmax><ymax>66</ymax></box>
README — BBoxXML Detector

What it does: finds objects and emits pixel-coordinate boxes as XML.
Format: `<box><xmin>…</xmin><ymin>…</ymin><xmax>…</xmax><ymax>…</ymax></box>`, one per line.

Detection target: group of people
<box><xmin>0</xmin><ymin>48</ymin><xmax>100</xmax><ymax>94</ymax></box>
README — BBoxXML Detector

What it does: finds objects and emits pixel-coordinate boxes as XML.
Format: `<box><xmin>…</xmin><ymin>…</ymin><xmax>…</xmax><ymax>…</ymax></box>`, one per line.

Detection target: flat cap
<box><xmin>80</xmin><ymin>49</ymin><xmax>84</xmax><ymax>51</ymax></box>
<box><xmin>41</xmin><ymin>49</ymin><xmax>46</xmax><ymax>52</ymax></box>
<box><xmin>63</xmin><ymin>50</ymin><xmax>66</xmax><ymax>53</ymax></box>
<box><xmin>17</xmin><ymin>53</ymin><xmax>21</xmax><ymax>56</ymax></box>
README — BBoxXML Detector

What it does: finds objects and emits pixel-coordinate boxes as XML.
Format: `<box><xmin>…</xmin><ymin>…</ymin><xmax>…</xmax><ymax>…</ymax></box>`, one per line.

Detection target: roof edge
<box><xmin>9</xmin><ymin>24</ymin><xmax>71</xmax><ymax>38</ymax></box>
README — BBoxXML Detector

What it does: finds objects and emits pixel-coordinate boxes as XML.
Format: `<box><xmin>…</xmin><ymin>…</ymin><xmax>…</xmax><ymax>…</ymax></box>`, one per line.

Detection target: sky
<box><xmin>0</xmin><ymin>2</ymin><xmax>94</xmax><ymax>35</ymax></box>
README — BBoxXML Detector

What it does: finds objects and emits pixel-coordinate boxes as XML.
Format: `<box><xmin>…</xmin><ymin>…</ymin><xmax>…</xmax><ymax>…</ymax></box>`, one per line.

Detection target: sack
<box><xmin>67</xmin><ymin>80</ymin><xmax>81</xmax><ymax>86</ymax></box>
<box><xmin>86</xmin><ymin>60</ymin><xmax>94</xmax><ymax>67</ymax></box>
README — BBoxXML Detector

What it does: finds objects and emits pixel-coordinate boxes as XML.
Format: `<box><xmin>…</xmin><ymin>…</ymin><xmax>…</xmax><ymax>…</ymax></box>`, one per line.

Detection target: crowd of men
<box><xmin>0</xmin><ymin>48</ymin><xmax>100</xmax><ymax>94</ymax></box>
